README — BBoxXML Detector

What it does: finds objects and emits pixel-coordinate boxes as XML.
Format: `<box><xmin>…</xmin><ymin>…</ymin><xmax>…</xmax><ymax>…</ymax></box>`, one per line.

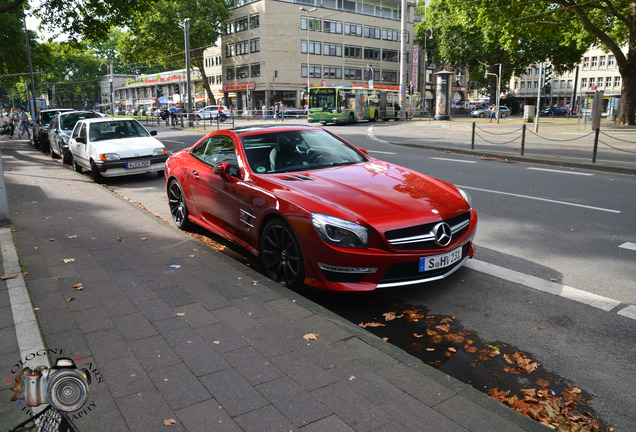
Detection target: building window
<box><xmin>236</xmin><ymin>41</ymin><xmax>249</xmax><ymax>55</ymax></box>
<box><xmin>589</xmin><ymin>77</ymin><xmax>595</xmax><ymax>87</ymax></box>
<box><xmin>527</xmin><ymin>68</ymin><xmax>532</xmax><ymax>76</ymax></box>
<box><xmin>225</xmin><ymin>44</ymin><xmax>235</xmax><ymax>57</ymax></box>
<box><xmin>345</xmin><ymin>22</ymin><xmax>362</xmax><ymax>37</ymax></box>
<box><xmin>227</xmin><ymin>67</ymin><xmax>235</xmax><ymax>80</ymax></box>
<box><xmin>567</xmin><ymin>80</ymin><xmax>572</xmax><ymax>88</ymax></box>
<box><xmin>608</xmin><ymin>55</ymin><xmax>615</xmax><ymax>67</ymax></box>
<box><xmin>344</xmin><ymin>45</ymin><xmax>361</xmax><ymax>58</ymax></box>
<box><xmin>583</xmin><ymin>57</ymin><xmax>589</xmax><ymax>67</ymax></box>
<box><xmin>250</xmin><ymin>38</ymin><xmax>260</xmax><ymax>53</ymax></box>
<box><xmin>250</xmin><ymin>63</ymin><xmax>260</xmax><ymax>78</ymax></box>
<box><xmin>235</xmin><ymin>17</ymin><xmax>248</xmax><ymax>32</ymax></box>
<box><xmin>534</xmin><ymin>81</ymin><xmax>538</xmax><ymax>88</ymax></box>
<box><xmin>250</xmin><ymin>13</ymin><xmax>259</xmax><ymax>28</ymax></box>
<box><xmin>225</xmin><ymin>21</ymin><xmax>234</xmax><ymax>35</ymax></box>
<box><xmin>606</xmin><ymin>76</ymin><xmax>612</xmax><ymax>87</ymax></box>
<box><xmin>216</xmin><ymin>55</ymin><xmax>222</xmax><ymax>65</ymax></box>
<box><xmin>323</xmin><ymin>65</ymin><xmax>342</xmax><ymax>79</ymax></box>
<box><xmin>535</xmin><ymin>67</ymin><xmax>539</xmax><ymax>75</ymax></box>
<box><xmin>344</xmin><ymin>67</ymin><xmax>362</xmax><ymax>80</ymax></box>
<box><xmin>581</xmin><ymin>78</ymin><xmax>587</xmax><ymax>88</ymax></box>
<box><xmin>364</xmin><ymin>47</ymin><xmax>380</xmax><ymax>60</ymax></box>
<box><xmin>324</xmin><ymin>19</ymin><xmax>342</xmax><ymax>34</ymax></box>
<box><xmin>614</xmin><ymin>76</ymin><xmax>620</xmax><ymax>87</ymax></box>
<box><xmin>236</xmin><ymin>65</ymin><xmax>249</xmax><ymax>79</ymax></box>
<box><xmin>301</xmin><ymin>16</ymin><xmax>321</xmax><ymax>31</ymax></box>
<box><xmin>301</xmin><ymin>40</ymin><xmax>321</xmax><ymax>55</ymax></box>
<box><xmin>520</xmin><ymin>82</ymin><xmax>525</xmax><ymax>89</ymax></box>
<box><xmin>363</xmin><ymin>69</ymin><xmax>379</xmax><ymax>81</ymax></box>
<box><xmin>205</xmin><ymin>56</ymin><xmax>213</xmax><ymax>68</ymax></box>
<box><xmin>382</xmin><ymin>49</ymin><xmax>398</xmax><ymax>62</ymax></box>
<box><xmin>381</xmin><ymin>70</ymin><xmax>397</xmax><ymax>82</ymax></box>
<box><xmin>323</xmin><ymin>42</ymin><xmax>342</xmax><ymax>56</ymax></box>
<box><xmin>208</xmin><ymin>76</ymin><xmax>215</xmax><ymax>85</ymax></box>
<box><xmin>364</xmin><ymin>25</ymin><xmax>381</xmax><ymax>39</ymax></box>
<box><xmin>216</xmin><ymin>74</ymin><xmax>222</xmax><ymax>84</ymax></box>
<box><xmin>382</xmin><ymin>28</ymin><xmax>398</xmax><ymax>41</ymax></box>
<box><xmin>599</xmin><ymin>56</ymin><xmax>606</xmax><ymax>67</ymax></box>
<box><xmin>301</xmin><ymin>64</ymin><xmax>322</xmax><ymax>78</ymax></box>
<box><xmin>591</xmin><ymin>57</ymin><xmax>597</xmax><ymax>67</ymax></box>
<box><xmin>560</xmin><ymin>80</ymin><xmax>565</xmax><ymax>89</ymax></box>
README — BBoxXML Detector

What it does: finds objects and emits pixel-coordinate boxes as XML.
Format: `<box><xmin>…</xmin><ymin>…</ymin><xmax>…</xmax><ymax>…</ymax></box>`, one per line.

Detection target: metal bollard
<box><xmin>592</xmin><ymin>127</ymin><xmax>600</xmax><ymax>163</ymax></box>
<box><xmin>521</xmin><ymin>124</ymin><xmax>526</xmax><ymax>156</ymax></box>
<box><xmin>471</xmin><ymin>122</ymin><xmax>475</xmax><ymax>150</ymax></box>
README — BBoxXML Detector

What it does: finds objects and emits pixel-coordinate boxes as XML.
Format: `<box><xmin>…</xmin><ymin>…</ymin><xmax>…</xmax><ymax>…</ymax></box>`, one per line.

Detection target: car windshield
<box><xmin>60</xmin><ymin>112</ymin><xmax>100</xmax><ymax>131</ymax></box>
<box><xmin>40</xmin><ymin>111</ymin><xmax>61</xmax><ymax>123</ymax></box>
<box><xmin>89</xmin><ymin>120</ymin><xmax>150</xmax><ymax>142</ymax></box>
<box><xmin>240</xmin><ymin>128</ymin><xmax>369</xmax><ymax>174</ymax></box>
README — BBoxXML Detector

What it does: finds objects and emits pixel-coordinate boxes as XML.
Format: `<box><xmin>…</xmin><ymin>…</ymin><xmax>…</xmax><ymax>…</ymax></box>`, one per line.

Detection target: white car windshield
<box><xmin>89</xmin><ymin>120</ymin><xmax>150</xmax><ymax>142</ymax></box>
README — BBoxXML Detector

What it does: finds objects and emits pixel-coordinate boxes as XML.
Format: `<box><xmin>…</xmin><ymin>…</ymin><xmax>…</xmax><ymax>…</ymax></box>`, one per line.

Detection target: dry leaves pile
<box><xmin>355</xmin><ymin>305</ymin><xmax>602</xmax><ymax>432</ymax></box>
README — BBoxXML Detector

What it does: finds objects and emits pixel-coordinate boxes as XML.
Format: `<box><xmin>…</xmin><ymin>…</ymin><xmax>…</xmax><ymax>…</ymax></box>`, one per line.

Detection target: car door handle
<box><xmin>192</xmin><ymin>171</ymin><xmax>200</xmax><ymax>179</ymax></box>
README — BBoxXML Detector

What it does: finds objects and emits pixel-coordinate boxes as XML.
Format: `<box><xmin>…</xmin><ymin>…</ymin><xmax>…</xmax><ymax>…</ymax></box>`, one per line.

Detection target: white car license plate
<box><xmin>419</xmin><ymin>247</ymin><xmax>462</xmax><ymax>272</ymax></box>
<box><xmin>127</xmin><ymin>160</ymin><xmax>151</xmax><ymax>168</ymax></box>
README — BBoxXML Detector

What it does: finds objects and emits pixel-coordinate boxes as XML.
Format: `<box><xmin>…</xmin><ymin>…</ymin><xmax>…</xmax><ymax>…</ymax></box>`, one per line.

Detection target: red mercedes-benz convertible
<box><xmin>165</xmin><ymin>125</ymin><xmax>477</xmax><ymax>292</ymax></box>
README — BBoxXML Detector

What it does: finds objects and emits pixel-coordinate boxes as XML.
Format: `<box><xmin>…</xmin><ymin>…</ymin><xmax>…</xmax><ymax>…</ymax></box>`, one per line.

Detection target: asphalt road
<box><xmin>58</xmin><ymin>123</ymin><xmax>635</xmax><ymax>431</ymax></box>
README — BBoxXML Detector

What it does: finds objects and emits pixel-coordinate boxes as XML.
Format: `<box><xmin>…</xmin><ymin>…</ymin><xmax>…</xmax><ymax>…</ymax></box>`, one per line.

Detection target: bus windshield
<box><xmin>309</xmin><ymin>88</ymin><xmax>337</xmax><ymax>112</ymax></box>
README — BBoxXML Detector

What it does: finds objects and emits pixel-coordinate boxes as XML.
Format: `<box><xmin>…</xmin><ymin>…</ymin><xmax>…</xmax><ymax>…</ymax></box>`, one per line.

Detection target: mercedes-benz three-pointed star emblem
<box><xmin>433</xmin><ymin>222</ymin><xmax>452</xmax><ymax>247</ymax></box>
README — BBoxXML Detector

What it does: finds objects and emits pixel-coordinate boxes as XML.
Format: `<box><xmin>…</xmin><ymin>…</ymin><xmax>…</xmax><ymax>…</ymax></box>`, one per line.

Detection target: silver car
<box><xmin>49</xmin><ymin>111</ymin><xmax>101</xmax><ymax>164</ymax></box>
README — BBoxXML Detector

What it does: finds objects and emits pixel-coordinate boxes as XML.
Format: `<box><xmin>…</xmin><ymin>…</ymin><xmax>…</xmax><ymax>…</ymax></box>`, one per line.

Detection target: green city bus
<box><xmin>308</xmin><ymin>87</ymin><xmax>421</xmax><ymax>124</ymax></box>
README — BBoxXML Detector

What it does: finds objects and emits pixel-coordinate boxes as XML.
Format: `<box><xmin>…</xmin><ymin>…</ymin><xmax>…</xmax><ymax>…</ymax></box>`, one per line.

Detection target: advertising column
<box><xmin>434</xmin><ymin>71</ymin><xmax>453</xmax><ymax>120</ymax></box>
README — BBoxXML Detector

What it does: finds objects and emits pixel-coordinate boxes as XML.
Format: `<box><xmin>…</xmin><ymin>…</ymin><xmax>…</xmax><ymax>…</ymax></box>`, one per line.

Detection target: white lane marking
<box><xmin>457</xmin><ymin>185</ymin><xmax>621</xmax><ymax>214</ymax></box>
<box><xmin>617</xmin><ymin>305</ymin><xmax>636</xmax><ymax>320</ymax></box>
<box><xmin>465</xmin><ymin>259</ymin><xmax>624</xmax><ymax>313</ymax></box>
<box><xmin>369</xmin><ymin>150</ymin><xmax>397</xmax><ymax>155</ymax></box>
<box><xmin>163</xmin><ymin>139</ymin><xmax>186</xmax><ymax>144</ymax></box>
<box><xmin>527</xmin><ymin>167</ymin><xmax>594</xmax><ymax>176</ymax></box>
<box><xmin>431</xmin><ymin>157</ymin><xmax>477</xmax><ymax>164</ymax></box>
<box><xmin>368</xmin><ymin>125</ymin><xmax>389</xmax><ymax>144</ymax></box>
<box><xmin>619</xmin><ymin>242</ymin><xmax>636</xmax><ymax>251</ymax></box>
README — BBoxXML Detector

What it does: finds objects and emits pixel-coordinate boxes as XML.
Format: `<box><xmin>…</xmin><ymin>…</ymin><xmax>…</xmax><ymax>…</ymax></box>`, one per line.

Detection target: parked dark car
<box><xmin>33</xmin><ymin>108</ymin><xmax>73</xmax><ymax>152</ymax></box>
<box><xmin>540</xmin><ymin>106</ymin><xmax>569</xmax><ymax>117</ymax></box>
<box><xmin>283</xmin><ymin>107</ymin><xmax>305</xmax><ymax>119</ymax></box>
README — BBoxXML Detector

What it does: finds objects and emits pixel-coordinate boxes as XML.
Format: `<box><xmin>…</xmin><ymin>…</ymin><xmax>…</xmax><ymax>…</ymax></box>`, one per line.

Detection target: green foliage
<box><xmin>417</xmin><ymin>0</ymin><xmax>588</xmax><ymax>101</ymax></box>
<box><xmin>118</xmin><ymin>0</ymin><xmax>231</xmax><ymax>104</ymax></box>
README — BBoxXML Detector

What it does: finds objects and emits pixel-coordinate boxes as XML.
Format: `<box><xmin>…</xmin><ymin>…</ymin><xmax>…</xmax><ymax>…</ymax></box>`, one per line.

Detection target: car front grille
<box><xmin>384</xmin><ymin>211</ymin><xmax>471</xmax><ymax>250</ymax></box>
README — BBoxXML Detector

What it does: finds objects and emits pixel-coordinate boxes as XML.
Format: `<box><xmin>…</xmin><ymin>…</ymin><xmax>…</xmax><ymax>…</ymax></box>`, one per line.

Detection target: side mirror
<box><xmin>150</xmin><ymin>130</ymin><xmax>157</xmax><ymax>136</ymax></box>
<box><xmin>76</xmin><ymin>136</ymin><xmax>86</xmax><ymax>144</ymax></box>
<box><xmin>357</xmin><ymin>147</ymin><xmax>369</xmax><ymax>155</ymax></box>
<box><xmin>213</xmin><ymin>161</ymin><xmax>230</xmax><ymax>176</ymax></box>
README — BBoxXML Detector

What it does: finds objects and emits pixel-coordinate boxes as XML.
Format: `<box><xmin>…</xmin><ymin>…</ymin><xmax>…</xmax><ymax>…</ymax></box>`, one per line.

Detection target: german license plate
<box><xmin>127</xmin><ymin>160</ymin><xmax>151</xmax><ymax>168</ymax></box>
<box><xmin>419</xmin><ymin>247</ymin><xmax>462</xmax><ymax>272</ymax></box>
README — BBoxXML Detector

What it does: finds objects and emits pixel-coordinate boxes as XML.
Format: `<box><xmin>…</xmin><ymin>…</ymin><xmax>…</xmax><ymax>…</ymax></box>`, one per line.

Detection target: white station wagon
<box><xmin>69</xmin><ymin>118</ymin><xmax>168</xmax><ymax>183</ymax></box>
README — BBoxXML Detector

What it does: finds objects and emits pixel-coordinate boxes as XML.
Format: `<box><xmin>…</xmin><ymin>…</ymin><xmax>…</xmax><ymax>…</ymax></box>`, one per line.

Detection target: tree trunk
<box><xmin>192</xmin><ymin>49</ymin><xmax>216</xmax><ymax>106</ymax></box>
<box><xmin>614</xmin><ymin>44</ymin><xmax>636</xmax><ymax>126</ymax></box>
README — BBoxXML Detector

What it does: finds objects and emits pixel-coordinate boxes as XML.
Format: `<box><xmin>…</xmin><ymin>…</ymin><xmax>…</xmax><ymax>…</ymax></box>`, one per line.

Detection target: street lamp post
<box><xmin>485</xmin><ymin>63</ymin><xmax>502</xmax><ymax>123</ymax></box>
<box><xmin>300</xmin><ymin>7</ymin><xmax>317</xmax><ymax>104</ymax></box>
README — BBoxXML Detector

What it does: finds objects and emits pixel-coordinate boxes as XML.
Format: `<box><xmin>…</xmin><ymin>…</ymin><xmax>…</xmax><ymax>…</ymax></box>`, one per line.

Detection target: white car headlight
<box><xmin>311</xmin><ymin>213</ymin><xmax>369</xmax><ymax>248</ymax></box>
<box><xmin>99</xmin><ymin>153</ymin><xmax>120</xmax><ymax>162</ymax></box>
<box><xmin>153</xmin><ymin>147</ymin><xmax>167</xmax><ymax>156</ymax></box>
<box><xmin>457</xmin><ymin>188</ymin><xmax>472</xmax><ymax>207</ymax></box>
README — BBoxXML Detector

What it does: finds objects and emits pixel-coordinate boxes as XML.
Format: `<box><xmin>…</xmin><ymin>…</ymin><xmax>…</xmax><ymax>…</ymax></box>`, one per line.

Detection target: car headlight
<box><xmin>153</xmin><ymin>148</ymin><xmax>167</xmax><ymax>156</ymax></box>
<box><xmin>311</xmin><ymin>213</ymin><xmax>369</xmax><ymax>248</ymax></box>
<box><xmin>99</xmin><ymin>153</ymin><xmax>120</xmax><ymax>162</ymax></box>
<box><xmin>457</xmin><ymin>188</ymin><xmax>472</xmax><ymax>207</ymax></box>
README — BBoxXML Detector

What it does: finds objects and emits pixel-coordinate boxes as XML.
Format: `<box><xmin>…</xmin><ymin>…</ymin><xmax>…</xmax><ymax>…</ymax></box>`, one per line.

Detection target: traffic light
<box><xmin>156</xmin><ymin>86</ymin><xmax>163</xmax><ymax>97</ymax></box>
<box><xmin>274</xmin><ymin>70</ymin><xmax>278</xmax><ymax>79</ymax></box>
<box><xmin>542</xmin><ymin>64</ymin><xmax>552</xmax><ymax>88</ymax></box>
<box><xmin>174</xmin><ymin>84</ymin><xmax>180</xmax><ymax>94</ymax></box>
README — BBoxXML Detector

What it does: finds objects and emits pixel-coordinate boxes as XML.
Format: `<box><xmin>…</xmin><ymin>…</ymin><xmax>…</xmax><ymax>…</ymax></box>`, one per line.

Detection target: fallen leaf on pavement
<box><xmin>73</xmin><ymin>283</ymin><xmax>84</xmax><ymax>290</ymax></box>
<box><xmin>62</xmin><ymin>258</ymin><xmax>75</xmax><ymax>263</ymax></box>
<box><xmin>175</xmin><ymin>313</ymin><xmax>186</xmax><ymax>317</ymax></box>
<box><xmin>1</xmin><ymin>274</ymin><xmax>19</xmax><ymax>280</ymax></box>
<box><xmin>383</xmin><ymin>311</ymin><xmax>403</xmax><ymax>321</ymax></box>
<box><xmin>358</xmin><ymin>322</ymin><xmax>385</xmax><ymax>328</ymax></box>
<box><xmin>66</xmin><ymin>297</ymin><xmax>74</xmax><ymax>302</ymax></box>
<box><xmin>163</xmin><ymin>418</ymin><xmax>177</xmax><ymax>426</ymax></box>
<box><xmin>303</xmin><ymin>333</ymin><xmax>318</xmax><ymax>341</ymax></box>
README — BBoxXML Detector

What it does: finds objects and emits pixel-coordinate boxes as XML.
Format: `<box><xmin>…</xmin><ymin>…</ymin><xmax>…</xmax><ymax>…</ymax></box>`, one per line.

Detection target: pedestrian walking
<box><xmin>8</xmin><ymin>108</ymin><xmax>17</xmax><ymax>139</ymax></box>
<box><xmin>489</xmin><ymin>105</ymin><xmax>496</xmax><ymax>122</ymax></box>
<box><xmin>262</xmin><ymin>103</ymin><xmax>267</xmax><ymax>121</ymax></box>
<box><xmin>18</xmin><ymin>107</ymin><xmax>30</xmax><ymax>139</ymax></box>
<box><xmin>274</xmin><ymin>102</ymin><xmax>280</xmax><ymax>121</ymax></box>
<box><xmin>280</xmin><ymin>104</ymin><xmax>285</xmax><ymax>122</ymax></box>
<box><xmin>393</xmin><ymin>101</ymin><xmax>400</xmax><ymax>119</ymax></box>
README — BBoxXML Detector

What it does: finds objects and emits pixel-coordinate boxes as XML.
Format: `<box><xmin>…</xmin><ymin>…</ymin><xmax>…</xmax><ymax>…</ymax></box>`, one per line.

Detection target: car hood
<box><xmin>89</xmin><ymin>137</ymin><xmax>164</xmax><ymax>157</ymax></box>
<box><xmin>264</xmin><ymin>161</ymin><xmax>467</xmax><ymax>227</ymax></box>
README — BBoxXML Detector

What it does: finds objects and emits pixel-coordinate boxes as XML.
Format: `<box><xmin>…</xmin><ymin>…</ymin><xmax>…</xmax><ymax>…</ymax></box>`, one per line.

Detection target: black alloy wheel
<box><xmin>260</xmin><ymin>219</ymin><xmax>304</xmax><ymax>289</ymax></box>
<box><xmin>168</xmin><ymin>180</ymin><xmax>192</xmax><ymax>230</ymax></box>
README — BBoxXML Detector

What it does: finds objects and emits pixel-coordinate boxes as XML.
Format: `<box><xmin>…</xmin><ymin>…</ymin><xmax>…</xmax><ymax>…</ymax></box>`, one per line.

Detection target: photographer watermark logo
<box><xmin>6</xmin><ymin>348</ymin><xmax>102</xmax><ymax>420</ymax></box>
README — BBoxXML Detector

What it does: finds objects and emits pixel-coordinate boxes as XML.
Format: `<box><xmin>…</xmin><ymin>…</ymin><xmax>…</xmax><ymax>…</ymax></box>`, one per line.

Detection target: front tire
<box><xmin>348</xmin><ymin>113</ymin><xmax>355</xmax><ymax>124</ymax></box>
<box><xmin>168</xmin><ymin>179</ymin><xmax>192</xmax><ymax>230</ymax></box>
<box><xmin>90</xmin><ymin>161</ymin><xmax>104</xmax><ymax>183</ymax></box>
<box><xmin>260</xmin><ymin>218</ymin><xmax>304</xmax><ymax>289</ymax></box>
<box><xmin>72</xmin><ymin>157</ymin><xmax>82</xmax><ymax>173</ymax></box>
<box><xmin>62</xmin><ymin>149</ymin><xmax>72</xmax><ymax>165</ymax></box>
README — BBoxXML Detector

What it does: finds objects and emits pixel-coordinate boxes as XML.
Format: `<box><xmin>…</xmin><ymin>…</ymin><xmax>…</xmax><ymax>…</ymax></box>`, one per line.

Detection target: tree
<box><xmin>418</xmin><ymin>0</ymin><xmax>588</xmax><ymax>105</ymax></box>
<box><xmin>118</xmin><ymin>0</ymin><xmax>230</xmax><ymax>108</ymax></box>
<box><xmin>538</xmin><ymin>0</ymin><xmax>635</xmax><ymax>124</ymax></box>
